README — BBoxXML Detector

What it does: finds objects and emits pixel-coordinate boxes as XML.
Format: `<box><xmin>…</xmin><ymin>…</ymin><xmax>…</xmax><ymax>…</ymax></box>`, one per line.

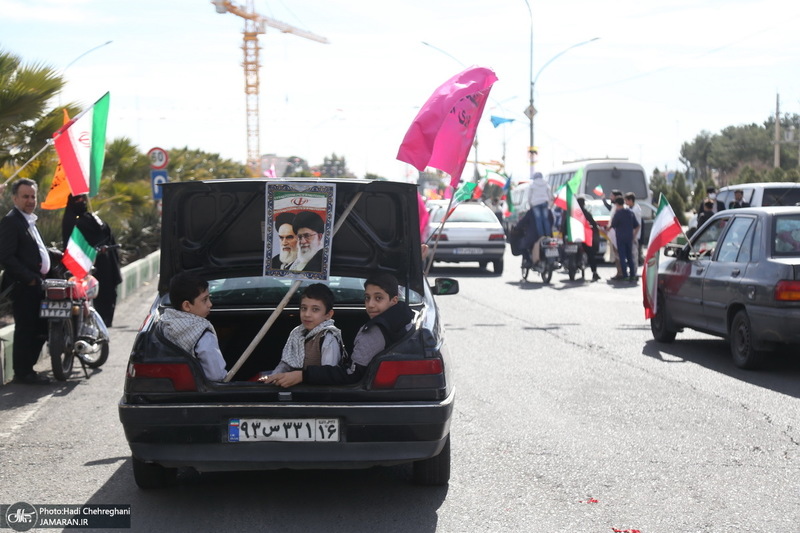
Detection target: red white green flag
<box><xmin>554</xmin><ymin>169</ymin><xmax>582</xmax><ymax>210</ymax></box>
<box><xmin>62</xmin><ymin>226</ymin><xmax>98</xmax><ymax>279</ymax></box>
<box><xmin>565</xmin><ymin>182</ymin><xmax>593</xmax><ymax>246</ymax></box>
<box><xmin>643</xmin><ymin>194</ymin><xmax>683</xmax><ymax>319</ymax></box>
<box><xmin>52</xmin><ymin>92</ymin><xmax>110</xmax><ymax>198</ymax></box>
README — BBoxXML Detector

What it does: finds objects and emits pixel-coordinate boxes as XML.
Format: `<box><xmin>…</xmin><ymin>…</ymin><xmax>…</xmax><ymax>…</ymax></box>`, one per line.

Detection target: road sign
<box><xmin>151</xmin><ymin>169</ymin><xmax>168</xmax><ymax>200</ymax></box>
<box><xmin>147</xmin><ymin>147</ymin><xmax>169</xmax><ymax>170</ymax></box>
<box><xmin>524</xmin><ymin>105</ymin><xmax>537</xmax><ymax>120</ymax></box>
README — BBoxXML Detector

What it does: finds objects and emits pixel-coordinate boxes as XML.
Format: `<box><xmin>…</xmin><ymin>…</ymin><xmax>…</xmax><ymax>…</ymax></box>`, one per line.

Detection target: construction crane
<box><xmin>211</xmin><ymin>1</ymin><xmax>329</xmax><ymax>176</ymax></box>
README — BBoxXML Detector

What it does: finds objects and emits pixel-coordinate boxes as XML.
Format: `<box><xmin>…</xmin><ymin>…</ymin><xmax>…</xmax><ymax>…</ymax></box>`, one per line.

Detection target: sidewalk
<box><xmin>0</xmin><ymin>250</ymin><xmax>160</xmax><ymax>385</ymax></box>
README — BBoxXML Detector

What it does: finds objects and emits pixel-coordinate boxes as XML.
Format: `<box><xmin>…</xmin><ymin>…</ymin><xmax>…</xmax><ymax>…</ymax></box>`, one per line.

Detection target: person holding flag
<box><xmin>62</xmin><ymin>194</ymin><xmax>122</xmax><ymax>326</ymax></box>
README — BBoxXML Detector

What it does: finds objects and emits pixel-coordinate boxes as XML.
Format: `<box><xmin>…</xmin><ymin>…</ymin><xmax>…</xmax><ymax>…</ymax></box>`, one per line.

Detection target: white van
<box><xmin>717</xmin><ymin>182</ymin><xmax>800</xmax><ymax>208</ymax></box>
<box><xmin>545</xmin><ymin>159</ymin><xmax>651</xmax><ymax>203</ymax></box>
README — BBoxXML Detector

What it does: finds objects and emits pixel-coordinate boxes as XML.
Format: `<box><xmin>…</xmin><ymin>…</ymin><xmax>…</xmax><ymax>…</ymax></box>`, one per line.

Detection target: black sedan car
<box><xmin>650</xmin><ymin>206</ymin><xmax>800</xmax><ymax>368</ymax></box>
<box><xmin>118</xmin><ymin>179</ymin><xmax>458</xmax><ymax>488</ymax></box>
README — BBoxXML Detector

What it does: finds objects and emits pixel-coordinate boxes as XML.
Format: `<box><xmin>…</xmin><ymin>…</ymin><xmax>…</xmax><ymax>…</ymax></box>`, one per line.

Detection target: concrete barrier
<box><xmin>0</xmin><ymin>250</ymin><xmax>160</xmax><ymax>385</ymax></box>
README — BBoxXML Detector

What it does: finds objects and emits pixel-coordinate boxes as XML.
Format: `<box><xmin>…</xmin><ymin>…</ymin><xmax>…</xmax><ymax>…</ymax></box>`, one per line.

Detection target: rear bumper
<box><xmin>432</xmin><ymin>243</ymin><xmax>505</xmax><ymax>263</ymax></box>
<box><xmin>118</xmin><ymin>391</ymin><xmax>454</xmax><ymax>471</ymax></box>
<box><xmin>747</xmin><ymin>305</ymin><xmax>800</xmax><ymax>345</ymax></box>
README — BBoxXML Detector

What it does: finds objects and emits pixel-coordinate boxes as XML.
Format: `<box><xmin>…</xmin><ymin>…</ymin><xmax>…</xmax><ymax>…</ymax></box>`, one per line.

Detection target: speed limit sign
<box><xmin>147</xmin><ymin>147</ymin><xmax>169</xmax><ymax>170</ymax></box>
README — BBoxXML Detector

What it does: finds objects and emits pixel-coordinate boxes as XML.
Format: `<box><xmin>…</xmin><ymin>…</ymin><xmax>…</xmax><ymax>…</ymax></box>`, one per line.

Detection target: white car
<box><xmin>426</xmin><ymin>200</ymin><xmax>507</xmax><ymax>274</ymax></box>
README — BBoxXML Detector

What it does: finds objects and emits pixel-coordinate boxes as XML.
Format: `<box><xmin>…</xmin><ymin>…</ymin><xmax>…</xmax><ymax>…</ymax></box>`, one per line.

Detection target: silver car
<box><xmin>426</xmin><ymin>201</ymin><xmax>507</xmax><ymax>274</ymax></box>
<box><xmin>651</xmin><ymin>206</ymin><xmax>800</xmax><ymax>368</ymax></box>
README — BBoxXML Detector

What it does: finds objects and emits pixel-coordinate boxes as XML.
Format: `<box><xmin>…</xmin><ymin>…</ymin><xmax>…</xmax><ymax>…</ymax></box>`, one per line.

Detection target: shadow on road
<box><xmin>642</xmin><ymin>338</ymin><xmax>800</xmax><ymax>399</ymax></box>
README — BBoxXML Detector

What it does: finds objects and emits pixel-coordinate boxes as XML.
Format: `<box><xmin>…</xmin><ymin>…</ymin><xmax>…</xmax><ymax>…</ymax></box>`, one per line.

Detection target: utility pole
<box><xmin>774</xmin><ymin>93</ymin><xmax>781</xmax><ymax>168</ymax></box>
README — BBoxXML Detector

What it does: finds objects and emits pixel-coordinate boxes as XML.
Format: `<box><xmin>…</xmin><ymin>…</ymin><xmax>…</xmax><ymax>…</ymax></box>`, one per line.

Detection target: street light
<box><xmin>528</xmin><ymin>37</ymin><xmax>599</xmax><ymax>170</ymax></box>
<box><xmin>58</xmin><ymin>40</ymin><xmax>113</xmax><ymax>106</ymax></box>
<box><xmin>522</xmin><ymin>0</ymin><xmax>598</xmax><ymax>172</ymax></box>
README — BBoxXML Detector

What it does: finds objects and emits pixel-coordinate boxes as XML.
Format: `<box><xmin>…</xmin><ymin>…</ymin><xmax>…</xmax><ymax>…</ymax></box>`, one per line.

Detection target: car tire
<box><xmin>730</xmin><ymin>310</ymin><xmax>766</xmax><ymax>369</ymax></box>
<box><xmin>412</xmin><ymin>435</ymin><xmax>450</xmax><ymax>486</ymax></box>
<box><xmin>492</xmin><ymin>259</ymin><xmax>504</xmax><ymax>275</ymax></box>
<box><xmin>132</xmin><ymin>456</ymin><xmax>177</xmax><ymax>489</ymax></box>
<box><xmin>650</xmin><ymin>292</ymin><xmax>677</xmax><ymax>343</ymax></box>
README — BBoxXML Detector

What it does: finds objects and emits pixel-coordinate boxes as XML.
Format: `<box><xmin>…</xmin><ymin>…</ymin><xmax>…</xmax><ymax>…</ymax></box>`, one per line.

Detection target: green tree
<box><xmin>167</xmin><ymin>147</ymin><xmax>249</xmax><ymax>181</ymax></box>
<box><xmin>672</xmin><ymin>172</ymin><xmax>690</xmax><ymax>204</ymax></box>
<box><xmin>649</xmin><ymin>169</ymin><xmax>667</xmax><ymax>203</ymax></box>
<box><xmin>666</xmin><ymin>189</ymin><xmax>687</xmax><ymax>225</ymax></box>
<box><xmin>680</xmin><ymin>131</ymin><xmax>714</xmax><ymax>183</ymax></box>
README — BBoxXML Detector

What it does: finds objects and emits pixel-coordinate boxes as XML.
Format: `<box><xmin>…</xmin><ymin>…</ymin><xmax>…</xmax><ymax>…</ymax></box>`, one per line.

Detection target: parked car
<box><xmin>119</xmin><ymin>178</ymin><xmax>459</xmax><ymax>488</ymax></box>
<box><xmin>426</xmin><ymin>200</ymin><xmax>507</xmax><ymax>274</ymax></box>
<box><xmin>650</xmin><ymin>206</ymin><xmax>800</xmax><ymax>369</ymax></box>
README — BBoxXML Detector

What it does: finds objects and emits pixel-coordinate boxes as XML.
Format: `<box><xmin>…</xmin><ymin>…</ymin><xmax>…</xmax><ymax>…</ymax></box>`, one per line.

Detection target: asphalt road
<box><xmin>1</xmin><ymin>250</ymin><xmax>799</xmax><ymax>532</ymax></box>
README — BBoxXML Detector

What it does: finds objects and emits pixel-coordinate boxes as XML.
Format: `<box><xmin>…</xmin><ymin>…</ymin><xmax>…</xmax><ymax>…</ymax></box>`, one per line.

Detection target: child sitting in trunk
<box><xmin>159</xmin><ymin>272</ymin><xmax>228</xmax><ymax>381</ymax></box>
<box><xmin>262</xmin><ymin>272</ymin><xmax>413</xmax><ymax>387</ymax></box>
<box><xmin>260</xmin><ymin>283</ymin><xmax>344</xmax><ymax>379</ymax></box>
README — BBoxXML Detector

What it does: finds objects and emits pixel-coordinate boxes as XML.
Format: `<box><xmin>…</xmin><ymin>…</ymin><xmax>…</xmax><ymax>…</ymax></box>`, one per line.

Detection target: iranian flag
<box><xmin>485</xmin><ymin>169</ymin><xmax>507</xmax><ymax>189</ymax></box>
<box><xmin>52</xmin><ymin>92</ymin><xmax>110</xmax><ymax>197</ymax></box>
<box><xmin>642</xmin><ymin>194</ymin><xmax>683</xmax><ymax>319</ymax></box>
<box><xmin>565</xmin><ymin>182</ymin><xmax>593</xmax><ymax>246</ymax></box>
<box><xmin>554</xmin><ymin>168</ymin><xmax>582</xmax><ymax>210</ymax></box>
<box><xmin>62</xmin><ymin>226</ymin><xmax>98</xmax><ymax>279</ymax></box>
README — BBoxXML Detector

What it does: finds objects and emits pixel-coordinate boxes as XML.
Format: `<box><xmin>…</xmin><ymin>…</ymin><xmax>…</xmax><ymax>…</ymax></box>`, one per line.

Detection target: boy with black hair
<box><xmin>264</xmin><ymin>272</ymin><xmax>413</xmax><ymax>387</ymax></box>
<box><xmin>260</xmin><ymin>283</ymin><xmax>344</xmax><ymax>381</ymax></box>
<box><xmin>159</xmin><ymin>272</ymin><xmax>228</xmax><ymax>381</ymax></box>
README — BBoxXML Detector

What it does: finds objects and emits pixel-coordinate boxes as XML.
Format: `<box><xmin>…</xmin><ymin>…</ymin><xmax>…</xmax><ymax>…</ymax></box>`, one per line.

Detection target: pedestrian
<box><xmin>700</xmin><ymin>186</ymin><xmax>726</xmax><ymax>213</ymax></box>
<box><xmin>603</xmin><ymin>189</ymin><xmax>624</xmax><ymax>279</ymax></box>
<box><xmin>576</xmin><ymin>196</ymin><xmax>601</xmax><ymax>281</ymax></box>
<box><xmin>696</xmin><ymin>199</ymin><xmax>716</xmax><ymax>229</ymax></box>
<box><xmin>610</xmin><ymin>196</ymin><xmax>639</xmax><ymax>282</ymax></box>
<box><xmin>624</xmin><ymin>192</ymin><xmax>642</xmax><ymax>277</ymax></box>
<box><xmin>0</xmin><ymin>178</ymin><xmax>52</xmax><ymax>384</ymax></box>
<box><xmin>525</xmin><ymin>172</ymin><xmax>554</xmax><ymax>240</ymax></box>
<box><xmin>728</xmin><ymin>189</ymin><xmax>750</xmax><ymax>209</ymax></box>
<box><xmin>62</xmin><ymin>194</ymin><xmax>122</xmax><ymax>326</ymax></box>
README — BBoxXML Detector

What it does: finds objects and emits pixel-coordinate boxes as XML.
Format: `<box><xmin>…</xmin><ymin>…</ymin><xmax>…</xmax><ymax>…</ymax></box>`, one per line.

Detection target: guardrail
<box><xmin>0</xmin><ymin>250</ymin><xmax>160</xmax><ymax>385</ymax></box>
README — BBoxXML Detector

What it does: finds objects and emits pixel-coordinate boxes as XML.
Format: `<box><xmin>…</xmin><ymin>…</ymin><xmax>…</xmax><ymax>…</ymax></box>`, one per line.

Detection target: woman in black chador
<box><xmin>62</xmin><ymin>194</ymin><xmax>123</xmax><ymax>326</ymax></box>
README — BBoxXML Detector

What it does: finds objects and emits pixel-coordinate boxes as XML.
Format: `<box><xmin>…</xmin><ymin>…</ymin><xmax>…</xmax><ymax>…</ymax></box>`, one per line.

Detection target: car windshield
<box><xmin>773</xmin><ymin>215</ymin><xmax>800</xmax><ymax>256</ymax></box>
<box><xmin>585</xmin><ymin>168</ymin><xmax>649</xmax><ymax>201</ymax></box>
<box><xmin>163</xmin><ymin>276</ymin><xmax>423</xmax><ymax>307</ymax></box>
<box><xmin>585</xmin><ymin>201</ymin><xmax>610</xmax><ymax>218</ymax></box>
<box><xmin>430</xmin><ymin>204</ymin><xmax>498</xmax><ymax>223</ymax></box>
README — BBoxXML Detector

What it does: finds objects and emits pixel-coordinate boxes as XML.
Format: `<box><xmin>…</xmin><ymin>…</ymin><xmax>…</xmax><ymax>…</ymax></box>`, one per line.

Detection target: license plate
<box><xmin>228</xmin><ymin>418</ymin><xmax>340</xmax><ymax>443</ymax></box>
<box><xmin>599</xmin><ymin>241</ymin><xmax>607</xmax><ymax>253</ymax></box>
<box><xmin>40</xmin><ymin>300</ymin><xmax>71</xmax><ymax>318</ymax></box>
<box><xmin>564</xmin><ymin>244</ymin><xmax>579</xmax><ymax>253</ymax></box>
<box><xmin>453</xmin><ymin>248</ymin><xmax>483</xmax><ymax>255</ymax></box>
<box><xmin>544</xmin><ymin>248</ymin><xmax>559</xmax><ymax>258</ymax></box>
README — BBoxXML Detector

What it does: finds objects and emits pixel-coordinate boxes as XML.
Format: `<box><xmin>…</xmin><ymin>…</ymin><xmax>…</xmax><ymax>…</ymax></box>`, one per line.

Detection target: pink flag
<box><xmin>397</xmin><ymin>66</ymin><xmax>498</xmax><ymax>188</ymax></box>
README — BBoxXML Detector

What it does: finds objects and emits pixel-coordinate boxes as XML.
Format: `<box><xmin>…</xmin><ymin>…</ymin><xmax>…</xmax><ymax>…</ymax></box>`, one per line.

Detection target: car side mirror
<box><xmin>431</xmin><ymin>278</ymin><xmax>459</xmax><ymax>296</ymax></box>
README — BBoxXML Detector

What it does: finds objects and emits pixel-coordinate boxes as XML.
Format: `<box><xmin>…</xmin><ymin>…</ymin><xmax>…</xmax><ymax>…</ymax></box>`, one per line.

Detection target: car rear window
<box><xmin>773</xmin><ymin>215</ymin><xmax>800</xmax><ymax>256</ymax></box>
<box><xmin>430</xmin><ymin>204</ymin><xmax>498</xmax><ymax>223</ymax></box>
<box><xmin>763</xmin><ymin>188</ymin><xmax>800</xmax><ymax>207</ymax></box>
<box><xmin>163</xmin><ymin>276</ymin><xmax>423</xmax><ymax>307</ymax></box>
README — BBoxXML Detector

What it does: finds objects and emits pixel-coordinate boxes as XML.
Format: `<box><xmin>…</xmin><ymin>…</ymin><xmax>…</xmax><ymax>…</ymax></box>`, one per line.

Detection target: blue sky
<box><xmin>3</xmin><ymin>0</ymin><xmax>800</xmax><ymax>183</ymax></box>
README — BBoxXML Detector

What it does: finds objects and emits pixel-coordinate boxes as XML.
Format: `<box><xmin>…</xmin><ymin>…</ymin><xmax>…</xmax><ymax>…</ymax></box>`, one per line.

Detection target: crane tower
<box><xmin>211</xmin><ymin>0</ymin><xmax>329</xmax><ymax>175</ymax></box>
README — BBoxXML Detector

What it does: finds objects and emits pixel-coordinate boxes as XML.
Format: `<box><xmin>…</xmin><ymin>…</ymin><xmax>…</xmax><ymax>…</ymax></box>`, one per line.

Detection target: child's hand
<box><xmin>262</xmin><ymin>371</ymin><xmax>302</xmax><ymax>388</ymax></box>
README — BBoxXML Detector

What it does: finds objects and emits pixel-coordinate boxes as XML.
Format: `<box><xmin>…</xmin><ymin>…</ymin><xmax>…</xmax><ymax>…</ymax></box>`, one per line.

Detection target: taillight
<box><xmin>373</xmin><ymin>359</ymin><xmax>443</xmax><ymax>389</ymax></box>
<box><xmin>127</xmin><ymin>363</ymin><xmax>198</xmax><ymax>391</ymax></box>
<box><xmin>775</xmin><ymin>280</ymin><xmax>800</xmax><ymax>301</ymax></box>
<box><xmin>489</xmin><ymin>233</ymin><xmax>505</xmax><ymax>241</ymax></box>
<box><xmin>432</xmin><ymin>233</ymin><xmax>448</xmax><ymax>241</ymax></box>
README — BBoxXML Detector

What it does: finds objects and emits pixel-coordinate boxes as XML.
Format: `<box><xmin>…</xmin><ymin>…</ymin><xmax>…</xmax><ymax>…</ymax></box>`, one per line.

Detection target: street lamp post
<box><xmin>58</xmin><ymin>40</ymin><xmax>113</xmax><ymax>106</ymax></box>
<box><xmin>523</xmin><ymin>0</ymin><xmax>598</xmax><ymax>173</ymax></box>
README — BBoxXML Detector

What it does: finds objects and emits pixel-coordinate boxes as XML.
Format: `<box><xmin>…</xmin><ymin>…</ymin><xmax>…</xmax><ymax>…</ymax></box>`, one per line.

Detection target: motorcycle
<box><xmin>561</xmin><ymin>240</ymin><xmax>588</xmax><ymax>281</ymax></box>
<box><xmin>521</xmin><ymin>237</ymin><xmax>562</xmax><ymax>284</ymax></box>
<box><xmin>40</xmin><ymin>274</ymin><xmax>110</xmax><ymax>380</ymax></box>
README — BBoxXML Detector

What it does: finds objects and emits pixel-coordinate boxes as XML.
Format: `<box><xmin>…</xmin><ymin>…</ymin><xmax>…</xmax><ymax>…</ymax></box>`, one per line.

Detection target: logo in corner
<box><xmin>5</xmin><ymin>502</ymin><xmax>37</xmax><ymax>532</ymax></box>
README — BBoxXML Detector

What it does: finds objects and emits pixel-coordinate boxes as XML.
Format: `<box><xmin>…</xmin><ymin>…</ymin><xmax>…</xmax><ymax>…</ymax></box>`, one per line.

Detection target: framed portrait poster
<box><xmin>263</xmin><ymin>183</ymin><xmax>336</xmax><ymax>281</ymax></box>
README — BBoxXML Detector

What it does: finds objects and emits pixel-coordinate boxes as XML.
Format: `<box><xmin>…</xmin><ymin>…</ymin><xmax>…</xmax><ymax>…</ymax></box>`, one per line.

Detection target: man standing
<box><xmin>270</xmin><ymin>213</ymin><xmax>298</xmax><ymax>269</ymax></box>
<box><xmin>0</xmin><ymin>179</ymin><xmax>51</xmax><ymax>384</ymax></box>
<box><xmin>729</xmin><ymin>189</ymin><xmax>750</xmax><ymax>209</ymax></box>
<box><xmin>290</xmin><ymin>211</ymin><xmax>326</xmax><ymax>273</ymax></box>
<box><xmin>701</xmin><ymin>186</ymin><xmax>726</xmax><ymax>213</ymax></box>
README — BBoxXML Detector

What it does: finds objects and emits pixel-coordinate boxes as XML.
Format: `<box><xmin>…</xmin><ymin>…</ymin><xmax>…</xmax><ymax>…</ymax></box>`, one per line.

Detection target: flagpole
<box><xmin>2</xmin><ymin>140</ymin><xmax>54</xmax><ymax>186</ymax></box>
